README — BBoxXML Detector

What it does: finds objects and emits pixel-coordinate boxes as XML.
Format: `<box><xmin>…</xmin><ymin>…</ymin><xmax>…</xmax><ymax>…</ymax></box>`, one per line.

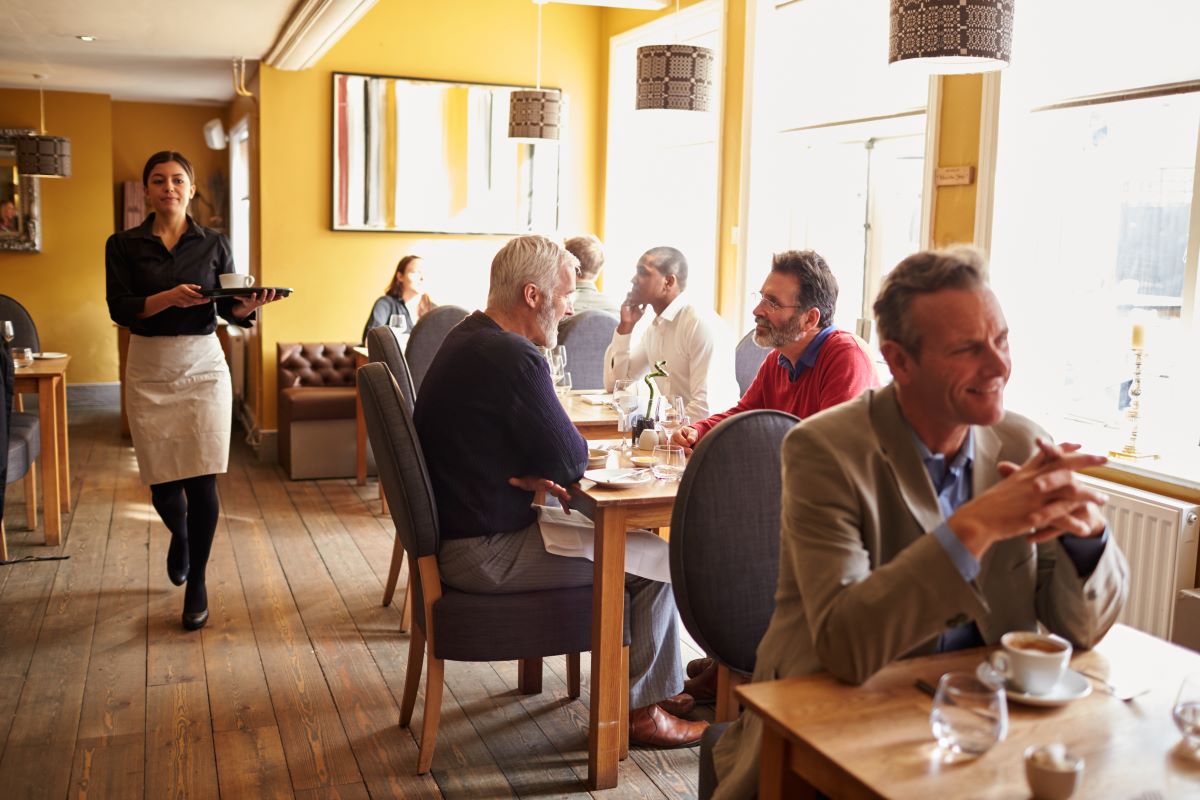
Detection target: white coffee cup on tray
<box><xmin>219</xmin><ymin>273</ymin><xmax>255</xmax><ymax>290</ymax></box>
<box><xmin>989</xmin><ymin>632</ymin><xmax>1072</xmax><ymax>695</ymax></box>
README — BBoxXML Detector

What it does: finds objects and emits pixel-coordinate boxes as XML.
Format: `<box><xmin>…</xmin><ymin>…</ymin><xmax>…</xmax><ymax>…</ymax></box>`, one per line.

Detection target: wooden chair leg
<box><xmin>23</xmin><ymin>465</ymin><xmax>38</xmax><ymax>531</ymax></box>
<box><xmin>567</xmin><ymin>652</ymin><xmax>581</xmax><ymax>698</ymax></box>
<box><xmin>620</xmin><ymin>644</ymin><xmax>630</xmax><ymax>760</ymax></box>
<box><xmin>382</xmin><ymin>537</ymin><xmax>405</xmax><ymax>607</ymax></box>
<box><xmin>716</xmin><ymin>665</ymin><xmax>747</xmax><ymax>723</ymax></box>
<box><xmin>0</xmin><ymin>519</ymin><xmax>8</xmax><ymax>562</ymax></box>
<box><xmin>517</xmin><ymin>657</ymin><xmax>543</xmax><ymax>695</ymax></box>
<box><xmin>400</xmin><ymin>581</ymin><xmax>413</xmax><ymax>633</ymax></box>
<box><xmin>399</xmin><ymin>625</ymin><xmax>425</xmax><ymax>728</ymax></box>
<box><xmin>417</xmin><ymin>651</ymin><xmax>444</xmax><ymax>775</ymax></box>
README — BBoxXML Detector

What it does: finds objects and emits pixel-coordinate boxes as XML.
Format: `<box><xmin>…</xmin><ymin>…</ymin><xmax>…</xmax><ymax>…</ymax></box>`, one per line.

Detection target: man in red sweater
<box><xmin>671</xmin><ymin>250</ymin><xmax>880</xmax><ymax>455</ymax></box>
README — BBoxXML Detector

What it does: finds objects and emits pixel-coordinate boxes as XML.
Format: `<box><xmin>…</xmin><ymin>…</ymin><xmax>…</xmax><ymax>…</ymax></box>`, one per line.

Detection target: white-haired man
<box><xmin>414</xmin><ymin>235</ymin><xmax>707</xmax><ymax>748</ymax></box>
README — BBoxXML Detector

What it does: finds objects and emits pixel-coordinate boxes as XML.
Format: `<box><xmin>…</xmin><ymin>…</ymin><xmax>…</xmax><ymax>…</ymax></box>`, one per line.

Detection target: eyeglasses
<box><xmin>751</xmin><ymin>291</ymin><xmax>806</xmax><ymax>313</ymax></box>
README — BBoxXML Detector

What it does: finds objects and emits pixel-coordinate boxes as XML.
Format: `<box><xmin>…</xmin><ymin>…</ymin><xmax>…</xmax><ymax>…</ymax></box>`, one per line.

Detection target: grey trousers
<box><xmin>439</xmin><ymin>519</ymin><xmax>683</xmax><ymax>709</ymax></box>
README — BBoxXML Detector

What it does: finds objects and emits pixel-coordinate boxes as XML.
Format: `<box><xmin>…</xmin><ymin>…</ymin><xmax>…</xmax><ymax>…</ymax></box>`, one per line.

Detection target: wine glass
<box><xmin>1173</xmin><ymin>673</ymin><xmax>1200</xmax><ymax>752</ymax></box>
<box><xmin>611</xmin><ymin>379</ymin><xmax>640</xmax><ymax>451</ymax></box>
<box><xmin>2</xmin><ymin>320</ymin><xmax>13</xmax><ymax>345</ymax></box>
<box><xmin>656</xmin><ymin>395</ymin><xmax>687</xmax><ymax>445</ymax></box>
<box><xmin>929</xmin><ymin>671</ymin><xmax>1007</xmax><ymax>757</ymax></box>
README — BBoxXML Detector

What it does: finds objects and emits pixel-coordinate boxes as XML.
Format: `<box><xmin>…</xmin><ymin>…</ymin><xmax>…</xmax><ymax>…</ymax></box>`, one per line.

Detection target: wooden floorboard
<box><xmin>0</xmin><ymin>400</ymin><xmax>705</xmax><ymax>799</ymax></box>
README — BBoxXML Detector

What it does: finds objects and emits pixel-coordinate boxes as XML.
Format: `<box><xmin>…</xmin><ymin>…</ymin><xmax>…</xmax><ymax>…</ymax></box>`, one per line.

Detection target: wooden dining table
<box><xmin>737</xmin><ymin>624</ymin><xmax>1200</xmax><ymax>799</ymax></box>
<box><xmin>12</xmin><ymin>355</ymin><xmax>71</xmax><ymax>546</ymax></box>
<box><xmin>559</xmin><ymin>392</ymin><xmax>622</xmax><ymax>441</ymax></box>
<box><xmin>567</xmin><ymin>444</ymin><xmax>679</xmax><ymax>790</ymax></box>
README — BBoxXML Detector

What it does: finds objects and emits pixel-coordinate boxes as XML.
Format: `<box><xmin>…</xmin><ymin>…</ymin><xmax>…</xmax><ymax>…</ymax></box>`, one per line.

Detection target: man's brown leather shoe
<box><xmin>629</xmin><ymin>704</ymin><xmax>708</xmax><ymax>749</ymax></box>
<box><xmin>683</xmin><ymin>659</ymin><xmax>718</xmax><ymax>704</ymax></box>
<box><xmin>686</xmin><ymin>656</ymin><xmax>713</xmax><ymax>678</ymax></box>
<box><xmin>657</xmin><ymin>692</ymin><xmax>695</xmax><ymax>716</ymax></box>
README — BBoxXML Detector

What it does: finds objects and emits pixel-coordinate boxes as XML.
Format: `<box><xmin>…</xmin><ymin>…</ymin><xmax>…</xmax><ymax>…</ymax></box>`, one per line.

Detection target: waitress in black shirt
<box><xmin>106</xmin><ymin>150</ymin><xmax>281</xmax><ymax>631</ymax></box>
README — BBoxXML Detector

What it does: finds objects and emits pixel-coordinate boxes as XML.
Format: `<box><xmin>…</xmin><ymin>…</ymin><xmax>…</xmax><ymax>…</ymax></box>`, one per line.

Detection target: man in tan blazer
<box><xmin>710</xmin><ymin>247</ymin><xmax>1129</xmax><ymax>799</ymax></box>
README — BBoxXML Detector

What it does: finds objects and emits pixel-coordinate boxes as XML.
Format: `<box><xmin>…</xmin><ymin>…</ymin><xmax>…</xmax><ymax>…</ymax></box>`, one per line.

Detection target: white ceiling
<box><xmin>0</xmin><ymin>0</ymin><xmax>297</xmax><ymax>105</ymax></box>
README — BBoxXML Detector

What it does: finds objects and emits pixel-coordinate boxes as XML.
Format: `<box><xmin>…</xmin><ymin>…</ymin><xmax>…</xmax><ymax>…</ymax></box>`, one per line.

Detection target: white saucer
<box><xmin>584</xmin><ymin>468</ymin><xmax>652</xmax><ymax>489</ymax></box>
<box><xmin>33</xmin><ymin>352</ymin><xmax>67</xmax><ymax>359</ymax></box>
<box><xmin>976</xmin><ymin>663</ymin><xmax>1092</xmax><ymax>707</ymax></box>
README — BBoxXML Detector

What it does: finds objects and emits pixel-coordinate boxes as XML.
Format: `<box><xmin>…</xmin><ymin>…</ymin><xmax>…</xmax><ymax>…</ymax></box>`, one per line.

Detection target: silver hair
<box><xmin>488</xmin><ymin>235</ymin><xmax>579</xmax><ymax>310</ymax></box>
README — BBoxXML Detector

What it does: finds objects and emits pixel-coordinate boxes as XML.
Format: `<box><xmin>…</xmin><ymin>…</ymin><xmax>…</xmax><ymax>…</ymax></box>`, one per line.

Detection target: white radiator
<box><xmin>1081</xmin><ymin>476</ymin><xmax>1199</xmax><ymax>640</ymax></box>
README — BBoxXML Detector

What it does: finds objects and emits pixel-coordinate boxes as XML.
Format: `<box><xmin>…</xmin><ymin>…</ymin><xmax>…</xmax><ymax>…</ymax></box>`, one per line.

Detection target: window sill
<box><xmin>1053</xmin><ymin>415</ymin><xmax>1200</xmax><ymax>503</ymax></box>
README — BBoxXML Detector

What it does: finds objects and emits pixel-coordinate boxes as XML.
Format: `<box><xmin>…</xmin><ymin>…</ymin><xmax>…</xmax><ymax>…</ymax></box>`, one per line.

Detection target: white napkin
<box><xmin>536</xmin><ymin>505</ymin><xmax>671</xmax><ymax>584</ymax></box>
<box><xmin>577</xmin><ymin>393</ymin><xmax>613</xmax><ymax>405</ymax></box>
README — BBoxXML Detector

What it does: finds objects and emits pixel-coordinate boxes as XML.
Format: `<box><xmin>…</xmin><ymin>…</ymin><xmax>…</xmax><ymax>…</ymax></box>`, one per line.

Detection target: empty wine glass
<box><xmin>2</xmin><ymin>320</ymin><xmax>13</xmax><ymax>344</ymax></box>
<box><xmin>656</xmin><ymin>395</ymin><xmax>687</xmax><ymax>444</ymax></box>
<box><xmin>611</xmin><ymin>379</ymin><xmax>639</xmax><ymax>451</ymax></box>
<box><xmin>929</xmin><ymin>671</ymin><xmax>1007</xmax><ymax>757</ymax></box>
<box><xmin>388</xmin><ymin>313</ymin><xmax>410</xmax><ymax>334</ymax></box>
<box><xmin>1173</xmin><ymin>674</ymin><xmax>1200</xmax><ymax>752</ymax></box>
<box><xmin>552</xmin><ymin>345</ymin><xmax>567</xmax><ymax>370</ymax></box>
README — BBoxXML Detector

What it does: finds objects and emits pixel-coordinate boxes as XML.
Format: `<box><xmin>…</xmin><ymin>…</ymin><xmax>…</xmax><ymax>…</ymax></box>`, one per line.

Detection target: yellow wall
<box><xmin>254</xmin><ymin>0</ymin><xmax>604</xmax><ymax>428</ymax></box>
<box><xmin>111</xmin><ymin>101</ymin><xmax>228</xmax><ymax>231</ymax></box>
<box><xmin>0</xmin><ymin>89</ymin><xmax>114</xmax><ymax>384</ymax></box>
<box><xmin>932</xmin><ymin>74</ymin><xmax>983</xmax><ymax>247</ymax></box>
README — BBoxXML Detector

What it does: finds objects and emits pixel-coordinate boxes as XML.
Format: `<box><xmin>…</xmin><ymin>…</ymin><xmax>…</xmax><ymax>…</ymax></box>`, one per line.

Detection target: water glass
<box><xmin>15</xmin><ymin>347</ymin><xmax>33</xmax><ymax>368</ymax></box>
<box><xmin>651</xmin><ymin>445</ymin><xmax>685</xmax><ymax>481</ymax></box>
<box><xmin>929</xmin><ymin>671</ymin><xmax>1007</xmax><ymax>756</ymax></box>
<box><xmin>556</xmin><ymin>371</ymin><xmax>573</xmax><ymax>396</ymax></box>
<box><xmin>1173</xmin><ymin>674</ymin><xmax>1200</xmax><ymax>751</ymax></box>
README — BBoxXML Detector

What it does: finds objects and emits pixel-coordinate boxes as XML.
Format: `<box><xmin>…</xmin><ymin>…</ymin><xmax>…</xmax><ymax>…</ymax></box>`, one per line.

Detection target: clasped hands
<box><xmin>948</xmin><ymin>437</ymin><xmax>1108</xmax><ymax>559</ymax></box>
<box><xmin>509</xmin><ymin>476</ymin><xmax>572</xmax><ymax>514</ymax></box>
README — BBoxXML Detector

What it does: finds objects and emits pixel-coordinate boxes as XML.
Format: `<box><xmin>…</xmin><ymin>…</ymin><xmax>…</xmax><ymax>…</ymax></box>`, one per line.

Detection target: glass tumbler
<box><xmin>929</xmin><ymin>671</ymin><xmax>1008</xmax><ymax>755</ymax></box>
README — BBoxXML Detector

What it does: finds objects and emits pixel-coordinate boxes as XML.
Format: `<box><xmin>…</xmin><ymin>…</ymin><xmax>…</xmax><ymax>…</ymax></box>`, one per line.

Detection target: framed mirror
<box><xmin>332</xmin><ymin>73</ymin><xmax>561</xmax><ymax>235</ymax></box>
<box><xmin>0</xmin><ymin>128</ymin><xmax>42</xmax><ymax>253</ymax></box>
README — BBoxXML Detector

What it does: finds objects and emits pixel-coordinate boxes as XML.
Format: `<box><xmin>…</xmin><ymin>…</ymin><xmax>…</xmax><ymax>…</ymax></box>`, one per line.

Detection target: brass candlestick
<box><xmin>1110</xmin><ymin>347</ymin><xmax>1159</xmax><ymax>462</ymax></box>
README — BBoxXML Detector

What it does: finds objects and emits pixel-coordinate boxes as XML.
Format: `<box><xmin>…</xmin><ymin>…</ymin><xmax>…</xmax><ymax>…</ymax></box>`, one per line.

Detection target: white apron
<box><xmin>126</xmin><ymin>333</ymin><xmax>232</xmax><ymax>485</ymax></box>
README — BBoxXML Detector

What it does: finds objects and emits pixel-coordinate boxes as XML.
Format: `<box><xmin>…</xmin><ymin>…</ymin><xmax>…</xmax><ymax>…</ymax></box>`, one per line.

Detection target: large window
<box><xmin>604</xmin><ymin>0</ymin><xmax>723</xmax><ymax>311</ymax></box>
<box><xmin>988</xmin><ymin>0</ymin><xmax>1200</xmax><ymax>482</ymax></box>
<box><xmin>741</xmin><ymin>0</ymin><xmax>931</xmax><ymax>343</ymax></box>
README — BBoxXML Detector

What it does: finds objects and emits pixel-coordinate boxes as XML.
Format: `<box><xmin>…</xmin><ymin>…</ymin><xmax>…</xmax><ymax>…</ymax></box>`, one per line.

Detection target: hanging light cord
<box><xmin>232</xmin><ymin>58</ymin><xmax>254</xmax><ymax>97</ymax></box>
<box><xmin>535</xmin><ymin>1</ymin><xmax>543</xmax><ymax>90</ymax></box>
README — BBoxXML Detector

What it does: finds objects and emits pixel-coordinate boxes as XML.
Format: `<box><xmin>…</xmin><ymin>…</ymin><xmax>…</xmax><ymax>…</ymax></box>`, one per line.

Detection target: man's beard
<box><xmin>537</xmin><ymin>296</ymin><xmax>559</xmax><ymax>348</ymax></box>
<box><xmin>752</xmin><ymin>313</ymin><xmax>804</xmax><ymax>349</ymax></box>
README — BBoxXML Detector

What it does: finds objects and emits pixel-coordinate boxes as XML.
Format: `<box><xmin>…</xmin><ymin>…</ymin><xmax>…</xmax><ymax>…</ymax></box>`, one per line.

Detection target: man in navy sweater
<box><xmin>414</xmin><ymin>235</ymin><xmax>707</xmax><ymax>748</ymax></box>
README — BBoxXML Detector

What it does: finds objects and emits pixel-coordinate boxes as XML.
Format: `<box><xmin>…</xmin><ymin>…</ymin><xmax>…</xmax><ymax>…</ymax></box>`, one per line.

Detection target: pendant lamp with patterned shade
<box><xmin>17</xmin><ymin>77</ymin><xmax>71</xmax><ymax>178</ymax></box>
<box><xmin>889</xmin><ymin>0</ymin><xmax>1014</xmax><ymax>74</ymax></box>
<box><xmin>636</xmin><ymin>1</ymin><xmax>714</xmax><ymax>111</ymax></box>
<box><xmin>509</xmin><ymin>1</ymin><xmax>561</xmax><ymax>140</ymax></box>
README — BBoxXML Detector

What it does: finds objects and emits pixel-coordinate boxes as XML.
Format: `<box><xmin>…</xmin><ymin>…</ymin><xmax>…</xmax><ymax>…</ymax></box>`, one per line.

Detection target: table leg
<box><xmin>355</xmin><ymin>381</ymin><xmax>367</xmax><ymax>486</ymax></box>
<box><xmin>56</xmin><ymin>374</ymin><xmax>70</xmax><ymax>513</ymax></box>
<box><xmin>37</xmin><ymin>377</ymin><xmax>62</xmax><ymax>546</ymax></box>
<box><xmin>759</xmin><ymin>725</ymin><xmax>818</xmax><ymax>800</ymax></box>
<box><xmin>588</xmin><ymin>506</ymin><xmax>627</xmax><ymax>790</ymax></box>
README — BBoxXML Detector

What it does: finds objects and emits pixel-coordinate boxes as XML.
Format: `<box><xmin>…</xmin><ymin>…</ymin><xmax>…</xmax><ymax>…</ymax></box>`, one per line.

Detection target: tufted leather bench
<box><xmin>277</xmin><ymin>342</ymin><xmax>374</xmax><ymax>480</ymax></box>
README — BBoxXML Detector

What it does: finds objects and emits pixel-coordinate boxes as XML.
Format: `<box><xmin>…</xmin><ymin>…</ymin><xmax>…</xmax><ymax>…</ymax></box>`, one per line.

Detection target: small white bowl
<box><xmin>1025</xmin><ymin>744</ymin><xmax>1083</xmax><ymax>799</ymax></box>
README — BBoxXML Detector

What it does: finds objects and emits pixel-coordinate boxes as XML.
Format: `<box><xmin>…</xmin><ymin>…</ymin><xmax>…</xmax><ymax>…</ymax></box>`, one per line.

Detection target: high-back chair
<box><xmin>0</xmin><ymin>295</ymin><xmax>40</xmax><ymax>353</ymax></box>
<box><xmin>405</xmin><ymin>305</ymin><xmax>469</xmax><ymax>395</ymax></box>
<box><xmin>1</xmin><ymin>342</ymin><xmax>40</xmax><ymax>561</ymax></box>
<box><xmin>358</xmin><ymin>362</ymin><xmax>630</xmax><ymax>775</ymax></box>
<box><xmin>365</xmin><ymin>325</ymin><xmax>417</xmax><ymax>630</ymax></box>
<box><xmin>734</xmin><ymin>330</ymin><xmax>771</xmax><ymax>396</ymax></box>
<box><xmin>557</xmin><ymin>309</ymin><xmax>618</xmax><ymax>391</ymax></box>
<box><xmin>669</xmin><ymin>409</ymin><xmax>797</xmax><ymax>723</ymax></box>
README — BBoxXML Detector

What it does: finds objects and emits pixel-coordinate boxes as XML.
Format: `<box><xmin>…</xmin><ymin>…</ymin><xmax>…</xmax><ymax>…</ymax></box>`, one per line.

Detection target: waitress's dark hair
<box><xmin>142</xmin><ymin>151</ymin><xmax>195</xmax><ymax>186</ymax></box>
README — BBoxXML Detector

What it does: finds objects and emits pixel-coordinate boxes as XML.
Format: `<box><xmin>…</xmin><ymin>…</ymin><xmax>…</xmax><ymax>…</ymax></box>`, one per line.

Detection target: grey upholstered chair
<box><xmin>670</xmin><ymin>409</ymin><xmax>797</xmax><ymax>721</ymax></box>
<box><xmin>734</xmin><ymin>330</ymin><xmax>771</xmax><ymax>396</ymax></box>
<box><xmin>0</xmin><ymin>295</ymin><xmax>40</xmax><ymax>353</ymax></box>
<box><xmin>557</xmin><ymin>309</ymin><xmax>618</xmax><ymax>390</ymax></box>
<box><xmin>365</xmin><ymin>325</ymin><xmax>417</xmax><ymax>630</ymax></box>
<box><xmin>2</xmin><ymin>344</ymin><xmax>40</xmax><ymax>560</ymax></box>
<box><xmin>358</xmin><ymin>362</ymin><xmax>630</xmax><ymax>775</ymax></box>
<box><xmin>404</xmin><ymin>305</ymin><xmax>469</xmax><ymax>395</ymax></box>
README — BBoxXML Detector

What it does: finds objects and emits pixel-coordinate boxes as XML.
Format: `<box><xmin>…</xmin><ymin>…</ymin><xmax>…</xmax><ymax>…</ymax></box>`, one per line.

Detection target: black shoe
<box><xmin>182</xmin><ymin>580</ymin><xmax>208</xmax><ymax>631</ymax></box>
<box><xmin>167</xmin><ymin>535</ymin><xmax>189</xmax><ymax>586</ymax></box>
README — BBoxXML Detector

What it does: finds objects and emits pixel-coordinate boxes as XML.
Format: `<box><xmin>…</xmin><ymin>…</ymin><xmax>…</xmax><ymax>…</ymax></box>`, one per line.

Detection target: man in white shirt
<box><xmin>603</xmin><ymin>247</ymin><xmax>739</xmax><ymax>421</ymax></box>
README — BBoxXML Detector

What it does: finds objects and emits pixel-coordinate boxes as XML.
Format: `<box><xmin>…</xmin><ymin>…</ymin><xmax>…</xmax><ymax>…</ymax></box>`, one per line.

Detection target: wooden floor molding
<box><xmin>1</xmin><ymin>402</ymin><xmax>707</xmax><ymax>799</ymax></box>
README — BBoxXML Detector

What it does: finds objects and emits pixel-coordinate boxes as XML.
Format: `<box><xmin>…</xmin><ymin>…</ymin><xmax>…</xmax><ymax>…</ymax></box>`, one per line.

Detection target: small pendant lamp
<box><xmin>635</xmin><ymin>0</ymin><xmax>714</xmax><ymax>111</ymax></box>
<box><xmin>509</xmin><ymin>1</ymin><xmax>562</xmax><ymax>140</ymax></box>
<box><xmin>889</xmin><ymin>0</ymin><xmax>1015</xmax><ymax>74</ymax></box>
<box><xmin>16</xmin><ymin>76</ymin><xmax>72</xmax><ymax>179</ymax></box>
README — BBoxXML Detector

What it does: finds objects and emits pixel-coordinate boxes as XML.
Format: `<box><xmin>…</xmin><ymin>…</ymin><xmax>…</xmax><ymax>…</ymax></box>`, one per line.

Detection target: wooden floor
<box><xmin>0</xmin><ymin>399</ymin><xmax>707</xmax><ymax>799</ymax></box>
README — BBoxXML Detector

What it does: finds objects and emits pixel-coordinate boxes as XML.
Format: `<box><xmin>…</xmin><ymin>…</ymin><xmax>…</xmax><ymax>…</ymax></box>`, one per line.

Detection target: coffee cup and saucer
<box><xmin>976</xmin><ymin>632</ymin><xmax>1091</xmax><ymax>707</ymax></box>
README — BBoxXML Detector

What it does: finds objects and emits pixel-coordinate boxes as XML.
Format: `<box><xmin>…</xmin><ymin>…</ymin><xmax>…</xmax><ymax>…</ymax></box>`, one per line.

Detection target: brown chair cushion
<box><xmin>280</xmin><ymin>386</ymin><xmax>356</xmax><ymax>422</ymax></box>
